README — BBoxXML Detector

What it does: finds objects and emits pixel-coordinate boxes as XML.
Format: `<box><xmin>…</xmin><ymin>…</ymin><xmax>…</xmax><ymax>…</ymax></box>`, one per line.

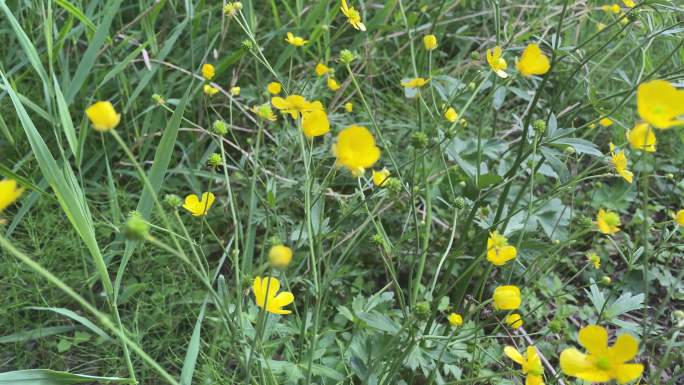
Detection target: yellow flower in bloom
<box><xmin>86</xmin><ymin>101</ymin><xmax>121</xmax><ymax>132</ymax></box>
<box><xmin>372</xmin><ymin>168</ymin><xmax>391</xmax><ymax>187</ymax></box>
<box><xmin>599</xmin><ymin>117</ymin><xmax>614</xmax><ymax>127</ymax></box>
<box><xmin>183</xmin><ymin>192</ymin><xmax>215</xmax><ymax>217</ymax></box>
<box><xmin>252</xmin><ymin>276</ymin><xmax>294</xmax><ymax>315</ymax></box>
<box><xmin>602</xmin><ymin>4</ymin><xmax>621</xmax><ymax>13</ymax></box>
<box><xmin>636</xmin><ymin>80</ymin><xmax>684</xmax><ymax>129</ymax></box>
<box><xmin>340</xmin><ymin>0</ymin><xmax>366</xmax><ymax>31</ymax></box>
<box><xmin>201</xmin><ymin>63</ymin><xmax>215</xmax><ymax>80</ymax></box>
<box><xmin>504</xmin><ymin>346</ymin><xmax>544</xmax><ymax>385</ymax></box>
<box><xmin>268</xmin><ymin>244</ymin><xmax>293</xmax><ymax>268</ymax></box>
<box><xmin>251</xmin><ymin>103</ymin><xmax>277</xmax><ymax>122</ymax></box>
<box><xmin>315</xmin><ymin>63</ymin><xmax>330</xmax><ymax>77</ymax></box>
<box><xmin>345</xmin><ymin>102</ymin><xmax>353</xmax><ymax>113</ymax></box>
<box><xmin>675</xmin><ymin>209</ymin><xmax>684</xmax><ymax>226</ymax></box>
<box><xmin>423</xmin><ymin>34</ymin><xmax>438</xmax><ymax>50</ymax></box>
<box><xmin>203</xmin><ymin>84</ymin><xmax>219</xmax><ymax>96</ymax></box>
<box><xmin>597</xmin><ymin>209</ymin><xmax>621</xmax><ymax>235</ymax></box>
<box><xmin>587</xmin><ymin>252</ymin><xmax>601</xmax><ymax>269</ymax></box>
<box><xmin>623</xmin><ymin>0</ymin><xmax>636</xmax><ymax>7</ymax></box>
<box><xmin>609</xmin><ymin>143</ymin><xmax>633</xmax><ymax>183</ymax></box>
<box><xmin>271</xmin><ymin>95</ymin><xmax>312</xmax><ymax>119</ymax></box>
<box><xmin>506</xmin><ymin>313</ymin><xmax>523</xmax><ymax>329</ymax></box>
<box><xmin>493</xmin><ymin>285</ymin><xmax>521</xmax><ymax>310</ymax></box>
<box><xmin>448</xmin><ymin>313</ymin><xmax>463</xmax><ymax>327</ymax></box>
<box><xmin>516</xmin><ymin>43</ymin><xmax>550</xmax><ymax>77</ymax></box>
<box><xmin>444</xmin><ymin>107</ymin><xmax>458</xmax><ymax>123</ymax></box>
<box><xmin>285</xmin><ymin>32</ymin><xmax>308</xmax><ymax>47</ymax></box>
<box><xmin>327</xmin><ymin>77</ymin><xmax>341</xmax><ymax>91</ymax></box>
<box><xmin>486</xmin><ymin>46</ymin><xmax>508</xmax><ymax>78</ymax></box>
<box><xmin>332</xmin><ymin>125</ymin><xmax>381</xmax><ymax>176</ymax></box>
<box><xmin>626</xmin><ymin>122</ymin><xmax>656</xmax><ymax>152</ymax></box>
<box><xmin>401</xmin><ymin>77</ymin><xmax>430</xmax><ymax>88</ymax></box>
<box><xmin>0</xmin><ymin>179</ymin><xmax>24</xmax><ymax>213</ymax></box>
<box><xmin>301</xmin><ymin>106</ymin><xmax>330</xmax><ymax>138</ymax></box>
<box><xmin>230</xmin><ymin>86</ymin><xmax>241</xmax><ymax>96</ymax></box>
<box><xmin>560</xmin><ymin>325</ymin><xmax>644</xmax><ymax>384</ymax></box>
<box><xmin>486</xmin><ymin>230</ymin><xmax>517</xmax><ymax>266</ymax></box>
<box><xmin>267</xmin><ymin>82</ymin><xmax>282</xmax><ymax>95</ymax></box>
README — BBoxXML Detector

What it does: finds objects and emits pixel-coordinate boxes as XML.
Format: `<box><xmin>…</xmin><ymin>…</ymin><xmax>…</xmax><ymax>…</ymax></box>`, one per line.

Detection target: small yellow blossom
<box><xmin>315</xmin><ymin>63</ymin><xmax>331</xmax><ymax>77</ymax></box>
<box><xmin>0</xmin><ymin>179</ymin><xmax>24</xmax><ymax>213</ymax></box>
<box><xmin>623</xmin><ymin>0</ymin><xmax>636</xmax><ymax>7</ymax></box>
<box><xmin>587</xmin><ymin>252</ymin><xmax>601</xmax><ymax>269</ymax></box>
<box><xmin>345</xmin><ymin>102</ymin><xmax>353</xmax><ymax>113</ymax></box>
<box><xmin>252</xmin><ymin>276</ymin><xmax>294</xmax><ymax>315</ymax></box>
<box><xmin>285</xmin><ymin>32</ymin><xmax>308</xmax><ymax>47</ymax></box>
<box><xmin>423</xmin><ymin>34</ymin><xmax>438</xmax><ymax>51</ymax></box>
<box><xmin>444</xmin><ymin>107</ymin><xmax>458</xmax><ymax>123</ymax></box>
<box><xmin>597</xmin><ymin>22</ymin><xmax>607</xmax><ymax>32</ymax></box>
<box><xmin>486</xmin><ymin>230</ymin><xmax>517</xmax><ymax>266</ymax></box>
<box><xmin>675</xmin><ymin>209</ymin><xmax>684</xmax><ymax>226</ymax></box>
<box><xmin>560</xmin><ymin>324</ymin><xmax>644</xmax><ymax>384</ymax></box>
<box><xmin>516</xmin><ymin>43</ymin><xmax>550</xmax><ymax>77</ymax></box>
<box><xmin>372</xmin><ymin>168</ymin><xmax>391</xmax><ymax>187</ymax></box>
<box><xmin>201</xmin><ymin>63</ymin><xmax>215</xmax><ymax>80</ymax></box>
<box><xmin>267</xmin><ymin>82</ymin><xmax>282</xmax><ymax>95</ymax></box>
<box><xmin>327</xmin><ymin>77</ymin><xmax>341</xmax><ymax>91</ymax></box>
<box><xmin>268</xmin><ymin>244</ymin><xmax>293</xmax><ymax>268</ymax></box>
<box><xmin>401</xmin><ymin>77</ymin><xmax>430</xmax><ymax>88</ymax></box>
<box><xmin>506</xmin><ymin>313</ymin><xmax>523</xmax><ymax>329</ymax></box>
<box><xmin>597</xmin><ymin>209</ymin><xmax>621</xmax><ymax>235</ymax></box>
<box><xmin>301</xmin><ymin>106</ymin><xmax>330</xmax><ymax>138</ymax></box>
<box><xmin>340</xmin><ymin>0</ymin><xmax>366</xmax><ymax>31</ymax></box>
<box><xmin>203</xmin><ymin>84</ymin><xmax>219</xmax><ymax>96</ymax></box>
<box><xmin>230</xmin><ymin>86</ymin><xmax>241</xmax><ymax>96</ymax></box>
<box><xmin>448</xmin><ymin>313</ymin><xmax>463</xmax><ymax>327</ymax></box>
<box><xmin>333</xmin><ymin>125</ymin><xmax>381</xmax><ymax>176</ymax></box>
<box><xmin>626</xmin><ymin>122</ymin><xmax>656</xmax><ymax>152</ymax></box>
<box><xmin>251</xmin><ymin>103</ymin><xmax>277</xmax><ymax>122</ymax></box>
<box><xmin>599</xmin><ymin>117</ymin><xmax>614</xmax><ymax>127</ymax></box>
<box><xmin>183</xmin><ymin>192</ymin><xmax>215</xmax><ymax>217</ymax></box>
<box><xmin>609</xmin><ymin>143</ymin><xmax>633</xmax><ymax>183</ymax></box>
<box><xmin>504</xmin><ymin>346</ymin><xmax>544</xmax><ymax>385</ymax></box>
<box><xmin>493</xmin><ymin>285</ymin><xmax>521</xmax><ymax>310</ymax></box>
<box><xmin>486</xmin><ymin>46</ymin><xmax>508</xmax><ymax>78</ymax></box>
<box><xmin>271</xmin><ymin>95</ymin><xmax>312</xmax><ymax>119</ymax></box>
<box><xmin>86</xmin><ymin>101</ymin><xmax>121</xmax><ymax>132</ymax></box>
<box><xmin>636</xmin><ymin>80</ymin><xmax>684</xmax><ymax>129</ymax></box>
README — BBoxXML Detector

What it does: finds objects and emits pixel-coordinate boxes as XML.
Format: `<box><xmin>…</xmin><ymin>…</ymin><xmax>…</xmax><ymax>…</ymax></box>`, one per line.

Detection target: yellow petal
<box><xmin>525</xmin><ymin>374</ymin><xmax>544</xmax><ymax>385</ymax></box>
<box><xmin>517</xmin><ymin>44</ymin><xmax>550</xmax><ymax>77</ymax></box>
<box><xmin>614</xmin><ymin>363</ymin><xmax>644</xmax><ymax>384</ymax></box>
<box><xmin>626</xmin><ymin>122</ymin><xmax>656</xmax><ymax>152</ymax></box>
<box><xmin>504</xmin><ymin>346</ymin><xmax>524</xmax><ymax>365</ymax></box>
<box><xmin>252</xmin><ymin>276</ymin><xmax>264</xmax><ymax>307</ymax></box>
<box><xmin>0</xmin><ymin>179</ymin><xmax>25</xmax><ymax>213</ymax></box>
<box><xmin>608</xmin><ymin>334</ymin><xmax>639</xmax><ymax>363</ymax></box>
<box><xmin>559</xmin><ymin>348</ymin><xmax>593</xmax><ymax>376</ymax></box>
<box><xmin>86</xmin><ymin>101</ymin><xmax>121</xmax><ymax>132</ymax></box>
<box><xmin>578</xmin><ymin>324</ymin><xmax>608</xmax><ymax>355</ymax></box>
<box><xmin>302</xmin><ymin>109</ymin><xmax>330</xmax><ymax>138</ymax></box>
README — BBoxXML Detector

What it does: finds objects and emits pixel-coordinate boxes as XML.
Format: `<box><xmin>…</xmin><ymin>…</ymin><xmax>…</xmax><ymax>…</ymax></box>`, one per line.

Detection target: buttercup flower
<box><xmin>201</xmin><ymin>63</ymin><xmax>215</xmax><ymax>80</ymax></box>
<box><xmin>372</xmin><ymin>168</ymin><xmax>391</xmax><ymax>187</ymax></box>
<box><xmin>267</xmin><ymin>82</ymin><xmax>282</xmax><ymax>95</ymax></box>
<box><xmin>340</xmin><ymin>0</ymin><xmax>366</xmax><ymax>31</ymax></box>
<box><xmin>623</xmin><ymin>0</ymin><xmax>636</xmax><ymax>7</ymax></box>
<box><xmin>203</xmin><ymin>84</ymin><xmax>219</xmax><ymax>96</ymax></box>
<box><xmin>345</xmin><ymin>102</ymin><xmax>353</xmax><ymax>113</ymax></box>
<box><xmin>301</xmin><ymin>107</ymin><xmax>330</xmax><ymax>138</ymax></box>
<box><xmin>0</xmin><ymin>179</ymin><xmax>24</xmax><ymax>213</ymax></box>
<box><xmin>444</xmin><ymin>107</ymin><xmax>458</xmax><ymax>123</ymax></box>
<box><xmin>332</xmin><ymin>125</ymin><xmax>381</xmax><ymax>176</ymax></box>
<box><xmin>271</xmin><ymin>95</ymin><xmax>313</xmax><ymax>119</ymax></box>
<box><xmin>675</xmin><ymin>209</ymin><xmax>684</xmax><ymax>226</ymax></box>
<box><xmin>268</xmin><ymin>244</ymin><xmax>293</xmax><ymax>268</ymax></box>
<box><xmin>487</xmin><ymin>230</ymin><xmax>517</xmax><ymax>266</ymax></box>
<box><xmin>599</xmin><ymin>117</ymin><xmax>614</xmax><ymax>127</ymax></box>
<box><xmin>285</xmin><ymin>32</ymin><xmax>308</xmax><ymax>47</ymax></box>
<box><xmin>560</xmin><ymin>325</ymin><xmax>644</xmax><ymax>384</ymax></box>
<box><xmin>315</xmin><ymin>63</ymin><xmax>331</xmax><ymax>77</ymax></box>
<box><xmin>636</xmin><ymin>80</ymin><xmax>684</xmax><ymax>129</ymax></box>
<box><xmin>504</xmin><ymin>346</ymin><xmax>544</xmax><ymax>385</ymax></box>
<box><xmin>401</xmin><ymin>77</ymin><xmax>430</xmax><ymax>88</ymax></box>
<box><xmin>506</xmin><ymin>313</ymin><xmax>523</xmax><ymax>329</ymax></box>
<box><xmin>597</xmin><ymin>209</ymin><xmax>620</xmax><ymax>235</ymax></box>
<box><xmin>516</xmin><ymin>43</ymin><xmax>550</xmax><ymax>77</ymax></box>
<box><xmin>486</xmin><ymin>46</ymin><xmax>508</xmax><ymax>78</ymax></box>
<box><xmin>493</xmin><ymin>285</ymin><xmax>521</xmax><ymax>310</ymax></box>
<box><xmin>86</xmin><ymin>101</ymin><xmax>121</xmax><ymax>132</ymax></box>
<box><xmin>609</xmin><ymin>143</ymin><xmax>633</xmax><ymax>183</ymax></box>
<box><xmin>327</xmin><ymin>77</ymin><xmax>341</xmax><ymax>91</ymax></box>
<box><xmin>587</xmin><ymin>252</ymin><xmax>601</xmax><ymax>269</ymax></box>
<box><xmin>626</xmin><ymin>123</ymin><xmax>656</xmax><ymax>152</ymax></box>
<box><xmin>252</xmin><ymin>276</ymin><xmax>295</xmax><ymax>315</ymax></box>
<box><xmin>252</xmin><ymin>103</ymin><xmax>277</xmax><ymax>122</ymax></box>
<box><xmin>230</xmin><ymin>86</ymin><xmax>241</xmax><ymax>96</ymax></box>
<box><xmin>183</xmin><ymin>192</ymin><xmax>215</xmax><ymax>217</ymax></box>
<box><xmin>448</xmin><ymin>313</ymin><xmax>463</xmax><ymax>327</ymax></box>
<box><xmin>602</xmin><ymin>4</ymin><xmax>621</xmax><ymax>13</ymax></box>
<box><xmin>423</xmin><ymin>34</ymin><xmax>438</xmax><ymax>51</ymax></box>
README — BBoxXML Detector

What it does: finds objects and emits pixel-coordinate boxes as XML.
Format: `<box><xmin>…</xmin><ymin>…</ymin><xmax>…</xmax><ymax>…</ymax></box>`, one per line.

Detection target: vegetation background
<box><xmin>0</xmin><ymin>0</ymin><xmax>683</xmax><ymax>384</ymax></box>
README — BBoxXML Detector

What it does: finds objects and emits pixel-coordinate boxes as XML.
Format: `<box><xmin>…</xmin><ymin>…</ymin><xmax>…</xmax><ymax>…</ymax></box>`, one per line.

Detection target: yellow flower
<box><xmin>675</xmin><ymin>209</ymin><xmax>684</xmax><ymax>226</ymax></box>
<box><xmin>345</xmin><ymin>102</ymin><xmax>354</xmax><ymax>113</ymax></box>
<box><xmin>626</xmin><ymin>122</ymin><xmax>656</xmax><ymax>152</ymax></box>
<box><xmin>230</xmin><ymin>86</ymin><xmax>241</xmax><ymax>96</ymax></box>
<box><xmin>447</xmin><ymin>313</ymin><xmax>463</xmax><ymax>327</ymax></box>
<box><xmin>340</xmin><ymin>0</ymin><xmax>366</xmax><ymax>31</ymax></box>
<box><xmin>372</xmin><ymin>168</ymin><xmax>391</xmax><ymax>187</ymax></box>
<box><xmin>636</xmin><ymin>80</ymin><xmax>684</xmax><ymax>129</ymax></box>
<box><xmin>268</xmin><ymin>244</ymin><xmax>293</xmax><ymax>268</ymax></box>
<box><xmin>597</xmin><ymin>209</ymin><xmax>621</xmax><ymax>235</ymax></box>
<box><xmin>327</xmin><ymin>77</ymin><xmax>341</xmax><ymax>91</ymax></box>
<box><xmin>183</xmin><ymin>192</ymin><xmax>215</xmax><ymax>217</ymax></box>
<box><xmin>587</xmin><ymin>252</ymin><xmax>601</xmax><ymax>269</ymax></box>
<box><xmin>301</xmin><ymin>106</ymin><xmax>330</xmax><ymax>138</ymax></box>
<box><xmin>86</xmin><ymin>101</ymin><xmax>121</xmax><ymax>132</ymax></box>
<box><xmin>609</xmin><ymin>143</ymin><xmax>633</xmax><ymax>183</ymax></box>
<box><xmin>252</xmin><ymin>276</ymin><xmax>294</xmax><ymax>315</ymax></box>
<box><xmin>201</xmin><ymin>63</ymin><xmax>215</xmax><ymax>80</ymax></box>
<box><xmin>599</xmin><ymin>117</ymin><xmax>614</xmax><ymax>127</ymax></box>
<box><xmin>506</xmin><ymin>313</ymin><xmax>523</xmax><ymax>329</ymax></box>
<box><xmin>0</xmin><ymin>179</ymin><xmax>24</xmax><ymax>213</ymax></box>
<box><xmin>332</xmin><ymin>125</ymin><xmax>381</xmax><ymax>176</ymax></box>
<box><xmin>486</xmin><ymin>46</ymin><xmax>508</xmax><ymax>78</ymax></box>
<box><xmin>623</xmin><ymin>0</ymin><xmax>636</xmax><ymax>7</ymax></box>
<box><xmin>423</xmin><ymin>34</ymin><xmax>438</xmax><ymax>51</ymax></box>
<box><xmin>597</xmin><ymin>22</ymin><xmax>607</xmax><ymax>32</ymax></box>
<box><xmin>504</xmin><ymin>346</ymin><xmax>544</xmax><ymax>385</ymax></box>
<box><xmin>203</xmin><ymin>84</ymin><xmax>219</xmax><ymax>96</ymax></box>
<box><xmin>401</xmin><ymin>77</ymin><xmax>430</xmax><ymax>88</ymax></box>
<box><xmin>285</xmin><ymin>32</ymin><xmax>308</xmax><ymax>47</ymax></box>
<box><xmin>444</xmin><ymin>107</ymin><xmax>458</xmax><ymax>123</ymax></box>
<box><xmin>492</xmin><ymin>285</ymin><xmax>521</xmax><ymax>310</ymax></box>
<box><xmin>267</xmin><ymin>82</ymin><xmax>282</xmax><ymax>95</ymax></box>
<box><xmin>516</xmin><ymin>43</ymin><xmax>550</xmax><ymax>77</ymax></box>
<box><xmin>560</xmin><ymin>325</ymin><xmax>644</xmax><ymax>384</ymax></box>
<box><xmin>315</xmin><ymin>63</ymin><xmax>331</xmax><ymax>77</ymax></box>
<box><xmin>486</xmin><ymin>231</ymin><xmax>517</xmax><ymax>266</ymax></box>
<box><xmin>251</xmin><ymin>103</ymin><xmax>277</xmax><ymax>122</ymax></box>
<box><xmin>271</xmin><ymin>95</ymin><xmax>313</xmax><ymax>119</ymax></box>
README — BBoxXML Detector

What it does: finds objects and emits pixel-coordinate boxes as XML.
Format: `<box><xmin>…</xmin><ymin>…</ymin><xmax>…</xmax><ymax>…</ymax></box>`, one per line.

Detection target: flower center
<box><xmin>595</xmin><ymin>356</ymin><xmax>611</xmax><ymax>371</ymax></box>
<box><xmin>604</xmin><ymin>212</ymin><xmax>620</xmax><ymax>227</ymax></box>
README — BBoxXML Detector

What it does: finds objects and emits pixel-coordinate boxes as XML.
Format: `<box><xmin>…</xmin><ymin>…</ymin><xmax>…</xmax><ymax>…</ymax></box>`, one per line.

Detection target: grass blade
<box><xmin>179</xmin><ymin>302</ymin><xmax>206</xmax><ymax>385</ymax></box>
<box><xmin>0</xmin><ymin>369</ymin><xmax>126</xmax><ymax>384</ymax></box>
<box><xmin>27</xmin><ymin>307</ymin><xmax>112</xmax><ymax>340</ymax></box>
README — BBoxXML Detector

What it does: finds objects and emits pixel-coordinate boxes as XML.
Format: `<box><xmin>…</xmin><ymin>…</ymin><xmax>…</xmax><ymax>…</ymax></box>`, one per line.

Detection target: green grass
<box><xmin>1</xmin><ymin>0</ymin><xmax>684</xmax><ymax>384</ymax></box>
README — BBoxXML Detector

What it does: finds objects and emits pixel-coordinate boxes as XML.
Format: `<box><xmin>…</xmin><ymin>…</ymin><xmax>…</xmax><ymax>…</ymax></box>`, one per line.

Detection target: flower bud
<box><xmin>208</xmin><ymin>153</ymin><xmax>223</xmax><ymax>169</ymax></box>
<box><xmin>230</xmin><ymin>86</ymin><xmax>241</xmax><ymax>96</ymax></box>
<box><xmin>532</xmin><ymin>119</ymin><xmax>546</xmax><ymax>135</ymax></box>
<box><xmin>241</xmin><ymin>39</ymin><xmax>253</xmax><ymax>49</ymax></box>
<box><xmin>453</xmin><ymin>197</ymin><xmax>465</xmax><ymax>210</ymax></box>
<box><xmin>124</xmin><ymin>211</ymin><xmax>149</xmax><ymax>241</ymax></box>
<box><xmin>152</xmin><ymin>93</ymin><xmax>165</xmax><ymax>105</ymax></box>
<box><xmin>601</xmin><ymin>276</ymin><xmax>612</xmax><ymax>285</ymax></box>
<box><xmin>415</xmin><ymin>301</ymin><xmax>431</xmax><ymax>319</ymax></box>
<box><xmin>411</xmin><ymin>132</ymin><xmax>428</xmax><ymax>148</ymax></box>
<box><xmin>470</xmin><ymin>51</ymin><xmax>481</xmax><ymax>60</ymax></box>
<box><xmin>212</xmin><ymin>120</ymin><xmax>228</xmax><ymax>136</ymax></box>
<box><xmin>164</xmin><ymin>194</ymin><xmax>182</xmax><ymax>208</ymax></box>
<box><xmin>339</xmin><ymin>49</ymin><xmax>357</xmax><ymax>64</ymax></box>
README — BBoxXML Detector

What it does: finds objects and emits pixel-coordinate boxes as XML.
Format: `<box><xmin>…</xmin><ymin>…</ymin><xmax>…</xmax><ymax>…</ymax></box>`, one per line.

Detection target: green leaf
<box><xmin>179</xmin><ymin>302</ymin><xmax>206</xmax><ymax>385</ymax></box>
<box><xmin>477</xmin><ymin>173</ymin><xmax>503</xmax><ymax>189</ymax></box>
<box><xmin>0</xmin><ymin>326</ymin><xmax>74</xmax><ymax>344</ymax></box>
<box><xmin>0</xmin><ymin>369</ymin><xmax>126</xmax><ymax>384</ymax></box>
<box><xmin>551</xmin><ymin>138</ymin><xmax>603</xmax><ymax>157</ymax></box>
<box><xmin>27</xmin><ymin>307</ymin><xmax>111</xmax><ymax>340</ymax></box>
